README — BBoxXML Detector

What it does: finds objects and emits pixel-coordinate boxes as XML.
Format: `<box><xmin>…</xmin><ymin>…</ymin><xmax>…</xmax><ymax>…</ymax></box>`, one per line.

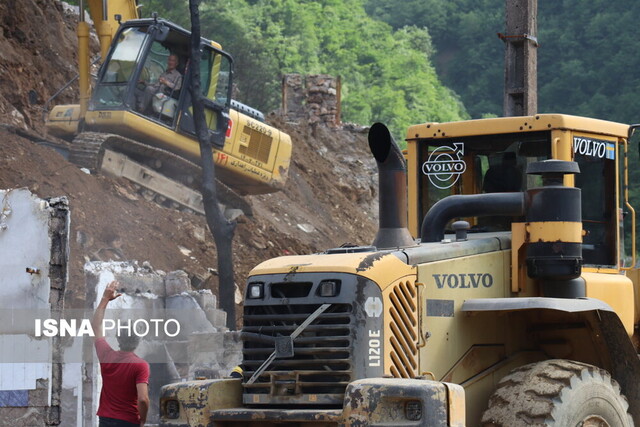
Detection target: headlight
<box><xmin>318</xmin><ymin>280</ymin><xmax>340</xmax><ymax>297</ymax></box>
<box><xmin>165</xmin><ymin>399</ymin><xmax>180</xmax><ymax>419</ymax></box>
<box><xmin>405</xmin><ymin>400</ymin><xmax>422</xmax><ymax>421</ymax></box>
<box><xmin>247</xmin><ymin>282</ymin><xmax>264</xmax><ymax>299</ymax></box>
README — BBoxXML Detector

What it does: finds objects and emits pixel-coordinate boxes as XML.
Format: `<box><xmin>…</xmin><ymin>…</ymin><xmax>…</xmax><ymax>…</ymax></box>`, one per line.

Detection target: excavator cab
<box><xmin>47</xmin><ymin>17</ymin><xmax>292</xmax><ymax>212</ymax></box>
<box><xmin>90</xmin><ymin>19</ymin><xmax>232</xmax><ymax>145</ymax></box>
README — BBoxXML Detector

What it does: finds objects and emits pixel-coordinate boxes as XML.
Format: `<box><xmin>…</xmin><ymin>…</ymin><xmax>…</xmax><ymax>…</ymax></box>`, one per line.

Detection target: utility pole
<box><xmin>501</xmin><ymin>0</ymin><xmax>538</xmax><ymax>116</ymax></box>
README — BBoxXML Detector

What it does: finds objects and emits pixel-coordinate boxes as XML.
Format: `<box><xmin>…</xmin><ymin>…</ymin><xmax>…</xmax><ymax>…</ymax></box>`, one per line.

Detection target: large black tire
<box><xmin>481</xmin><ymin>359</ymin><xmax>633</xmax><ymax>427</ymax></box>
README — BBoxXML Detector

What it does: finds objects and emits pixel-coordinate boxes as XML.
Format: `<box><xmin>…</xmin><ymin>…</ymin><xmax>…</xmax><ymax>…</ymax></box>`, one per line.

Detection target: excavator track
<box><xmin>69</xmin><ymin>132</ymin><xmax>252</xmax><ymax>216</ymax></box>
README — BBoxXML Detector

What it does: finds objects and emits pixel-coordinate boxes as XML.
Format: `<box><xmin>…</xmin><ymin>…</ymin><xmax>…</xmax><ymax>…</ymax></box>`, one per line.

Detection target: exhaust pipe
<box><xmin>420</xmin><ymin>193</ymin><xmax>526</xmax><ymax>242</ymax></box>
<box><xmin>368</xmin><ymin>123</ymin><xmax>414</xmax><ymax>249</ymax></box>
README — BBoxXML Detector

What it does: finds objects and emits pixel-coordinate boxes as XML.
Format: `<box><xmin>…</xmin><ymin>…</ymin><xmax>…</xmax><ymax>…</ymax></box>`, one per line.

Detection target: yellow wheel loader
<box><xmin>159</xmin><ymin>114</ymin><xmax>640</xmax><ymax>426</ymax></box>
<box><xmin>46</xmin><ymin>1</ymin><xmax>291</xmax><ymax>215</ymax></box>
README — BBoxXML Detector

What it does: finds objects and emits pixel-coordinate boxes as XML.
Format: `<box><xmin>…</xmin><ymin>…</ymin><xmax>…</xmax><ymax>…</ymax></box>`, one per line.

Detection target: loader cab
<box><xmin>89</xmin><ymin>19</ymin><xmax>233</xmax><ymax>145</ymax></box>
<box><xmin>406</xmin><ymin>115</ymin><xmax>633</xmax><ymax>271</ymax></box>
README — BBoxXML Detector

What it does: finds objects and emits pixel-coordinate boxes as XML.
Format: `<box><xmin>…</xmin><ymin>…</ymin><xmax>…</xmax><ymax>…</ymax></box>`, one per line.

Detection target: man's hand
<box><xmin>102</xmin><ymin>281</ymin><xmax>121</xmax><ymax>302</ymax></box>
<box><xmin>93</xmin><ymin>281</ymin><xmax>121</xmax><ymax>339</ymax></box>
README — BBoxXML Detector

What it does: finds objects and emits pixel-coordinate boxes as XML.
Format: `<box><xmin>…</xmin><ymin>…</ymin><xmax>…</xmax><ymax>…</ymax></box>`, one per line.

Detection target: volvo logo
<box><xmin>422</xmin><ymin>143</ymin><xmax>466</xmax><ymax>189</ymax></box>
<box><xmin>433</xmin><ymin>273</ymin><xmax>494</xmax><ymax>289</ymax></box>
<box><xmin>364</xmin><ymin>297</ymin><xmax>383</xmax><ymax>317</ymax></box>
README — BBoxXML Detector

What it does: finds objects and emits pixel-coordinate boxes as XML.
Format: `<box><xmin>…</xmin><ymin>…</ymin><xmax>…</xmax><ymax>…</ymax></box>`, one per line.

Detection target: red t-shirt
<box><xmin>95</xmin><ymin>337</ymin><xmax>150</xmax><ymax>424</ymax></box>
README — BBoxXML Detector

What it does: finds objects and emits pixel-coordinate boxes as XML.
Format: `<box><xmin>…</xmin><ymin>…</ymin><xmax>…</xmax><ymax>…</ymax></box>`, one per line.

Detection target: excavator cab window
<box><xmin>417</xmin><ymin>131</ymin><xmax>551</xmax><ymax>232</ymax></box>
<box><xmin>93</xmin><ymin>26</ymin><xmax>149</xmax><ymax>108</ymax></box>
<box><xmin>178</xmin><ymin>47</ymin><xmax>232</xmax><ymax>146</ymax></box>
<box><xmin>137</xmin><ymin>41</ymin><xmax>185</xmax><ymax>124</ymax></box>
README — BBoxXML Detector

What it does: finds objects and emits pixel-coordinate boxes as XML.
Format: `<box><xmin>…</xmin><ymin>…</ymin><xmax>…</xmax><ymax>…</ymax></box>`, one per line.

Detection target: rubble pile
<box><xmin>84</xmin><ymin>261</ymin><xmax>242</xmax><ymax>424</ymax></box>
<box><xmin>283</xmin><ymin>74</ymin><xmax>341</xmax><ymax>126</ymax></box>
<box><xmin>0</xmin><ymin>0</ymin><xmax>378</xmax><ymax>319</ymax></box>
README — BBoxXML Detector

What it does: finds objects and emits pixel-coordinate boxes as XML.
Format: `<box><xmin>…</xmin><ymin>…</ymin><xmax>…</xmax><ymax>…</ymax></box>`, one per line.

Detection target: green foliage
<box><xmin>366</xmin><ymin>0</ymin><xmax>640</xmax><ymax>124</ymax></box>
<box><xmin>141</xmin><ymin>0</ymin><xmax>468</xmax><ymax>139</ymax></box>
<box><xmin>366</xmin><ymin>0</ymin><xmax>502</xmax><ymax>119</ymax></box>
<box><xmin>368</xmin><ymin>0</ymin><xmax>640</xmax><ymax>251</ymax></box>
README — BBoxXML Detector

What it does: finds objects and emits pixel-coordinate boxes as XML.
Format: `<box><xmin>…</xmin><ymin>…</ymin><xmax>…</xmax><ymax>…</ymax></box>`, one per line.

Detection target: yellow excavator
<box><xmin>46</xmin><ymin>0</ymin><xmax>291</xmax><ymax>215</ymax></box>
<box><xmin>160</xmin><ymin>114</ymin><xmax>640</xmax><ymax>426</ymax></box>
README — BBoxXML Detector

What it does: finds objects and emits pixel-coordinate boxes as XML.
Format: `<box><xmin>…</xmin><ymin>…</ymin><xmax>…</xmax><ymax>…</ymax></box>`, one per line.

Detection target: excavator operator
<box><xmin>136</xmin><ymin>53</ymin><xmax>182</xmax><ymax>114</ymax></box>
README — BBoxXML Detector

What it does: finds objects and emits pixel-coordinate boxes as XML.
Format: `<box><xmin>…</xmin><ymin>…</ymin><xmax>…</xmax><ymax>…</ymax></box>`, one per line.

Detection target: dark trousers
<box><xmin>99</xmin><ymin>416</ymin><xmax>139</xmax><ymax>427</ymax></box>
<box><xmin>137</xmin><ymin>84</ymin><xmax>160</xmax><ymax>113</ymax></box>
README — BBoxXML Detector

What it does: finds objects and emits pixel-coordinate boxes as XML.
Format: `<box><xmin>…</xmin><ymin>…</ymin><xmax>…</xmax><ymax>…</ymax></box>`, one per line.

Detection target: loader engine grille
<box><xmin>242</xmin><ymin>301</ymin><xmax>354</xmax><ymax>407</ymax></box>
<box><xmin>386</xmin><ymin>280</ymin><xmax>419</xmax><ymax>378</ymax></box>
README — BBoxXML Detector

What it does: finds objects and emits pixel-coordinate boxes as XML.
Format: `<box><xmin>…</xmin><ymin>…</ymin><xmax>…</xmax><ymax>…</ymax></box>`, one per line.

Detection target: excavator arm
<box><xmin>87</xmin><ymin>0</ymin><xmax>140</xmax><ymax>59</ymax></box>
<box><xmin>77</xmin><ymin>0</ymin><xmax>139</xmax><ymax>115</ymax></box>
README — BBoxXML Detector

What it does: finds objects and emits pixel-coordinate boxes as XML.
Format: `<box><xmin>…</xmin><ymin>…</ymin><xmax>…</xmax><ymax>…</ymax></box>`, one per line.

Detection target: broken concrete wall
<box><xmin>283</xmin><ymin>74</ymin><xmax>341</xmax><ymax>126</ymax></box>
<box><xmin>0</xmin><ymin>189</ymin><xmax>69</xmax><ymax>426</ymax></box>
<box><xmin>85</xmin><ymin>262</ymin><xmax>242</xmax><ymax>425</ymax></box>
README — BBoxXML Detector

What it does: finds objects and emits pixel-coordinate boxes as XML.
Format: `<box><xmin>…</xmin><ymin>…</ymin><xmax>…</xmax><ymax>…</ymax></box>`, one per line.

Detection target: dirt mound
<box><xmin>0</xmin><ymin>0</ymin><xmax>85</xmax><ymax>132</ymax></box>
<box><xmin>0</xmin><ymin>2</ymin><xmax>380</xmax><ymax>320</ymax></box>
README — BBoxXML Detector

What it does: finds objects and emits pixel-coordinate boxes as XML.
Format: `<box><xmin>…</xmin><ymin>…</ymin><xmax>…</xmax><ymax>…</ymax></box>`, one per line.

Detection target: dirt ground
<box><xmin>0</xmin><ymin>1</ymin><xmax>379</xmax><ymax>321</ymax></box>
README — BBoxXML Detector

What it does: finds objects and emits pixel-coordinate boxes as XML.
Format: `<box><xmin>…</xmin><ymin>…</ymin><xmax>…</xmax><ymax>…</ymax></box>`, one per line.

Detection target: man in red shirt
<box><xmin>92</xmin><ymin>281</ymin><xmax>150</xmax><ymax>427</ymax></box>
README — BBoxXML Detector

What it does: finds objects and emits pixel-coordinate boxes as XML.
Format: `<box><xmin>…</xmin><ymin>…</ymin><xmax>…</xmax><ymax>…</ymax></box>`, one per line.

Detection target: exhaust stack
<box><xmin>368</xmin><ymin>123</ymin><xmax>414</xmax><ymax>249</ymax></box>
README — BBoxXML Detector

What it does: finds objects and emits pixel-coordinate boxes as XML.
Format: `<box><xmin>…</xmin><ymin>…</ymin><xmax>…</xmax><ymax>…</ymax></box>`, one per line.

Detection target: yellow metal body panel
<box><xmin>628</xmin><ymin>268</ymin><xmax>640</xmax><ymax>324</ymax></box>
<box><xmin>46</xmin><ymin>105</ymin><xmax>81</xmax><ymax>137</ymax></box>
<box><xmin>82</xmin><ymin>109</ymin><xmax>291</xmax><ymax>195</ymax></box>
<box><xmin>160</xmin><ymin>379</ymin><xmax>241</xmax><ymax>426</ymax></box>
<box><xmin>583</xmin><ymin>271</ymin><xmax>634</xmax><ymax>334</ymax></box>
<box><xmin>511</xmin><ymin>222</ymin><xmax>527</xmax><ymax>292</ymax></box>
<box><xmin>527</xmin><ymin>221</ymin><xmax>582</xmax><ymax>243</ymax></box>
<box><xmin>87</xmin><ymin>0</ymin><xmax>140</xmax><ymax>64</ymax></box>
<box><xmin>417</xmin><ymin>250</ymin><xmax>511</xmax><ymax>382</ymax></box>
<box><xmin>250</xmin><ymin>251</ymin><xmax>416</xmax><ymax>289</ymax></box>
<box><xmin>406</xmin><ymin>114</ymin><xmax>629</xmax><ymax>141</ymax></box>
<box><xmin>444</xmin><ymin>382</ymin><xmax>466</xmax><ymax>427</ymax></box>
<box><xmin>87</xmin><ymin>0</ymin><xmax>139</xmax><ymax>39</ymax></box>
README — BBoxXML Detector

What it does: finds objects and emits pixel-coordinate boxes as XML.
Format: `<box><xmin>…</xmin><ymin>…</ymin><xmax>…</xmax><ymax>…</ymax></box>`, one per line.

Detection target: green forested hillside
<box><xmin>140</xmin><ymin>0</ymin><xmax>468</xmax><ymax>138</ymax></box>
<box><xmin>366</xmin><ymin>0</ymin><xmax>640</xmax><ymax>124</ymax></box>
<box><xmin>367</xmin><ymin>0</ymin><xmax>640</xmax><ymax>254</ymax></box>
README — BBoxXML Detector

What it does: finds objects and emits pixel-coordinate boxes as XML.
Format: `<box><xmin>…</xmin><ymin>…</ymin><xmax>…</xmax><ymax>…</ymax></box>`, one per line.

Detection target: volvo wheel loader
<box><xmin>159</xmin><ymin>114</ymin><xmax>640</xmax><ymax>426</ymax></box>
<box><xmin>46</xmin><ymin>1</ymin><xmax>291</xmax><ymax>215</ymax></box>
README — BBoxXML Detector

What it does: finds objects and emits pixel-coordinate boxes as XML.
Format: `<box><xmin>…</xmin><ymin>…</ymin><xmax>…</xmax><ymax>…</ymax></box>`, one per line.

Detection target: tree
<box><xmin>188</xmin><ymin>0</ymin><xmax>237</xmax><ymax>329</ymax></box>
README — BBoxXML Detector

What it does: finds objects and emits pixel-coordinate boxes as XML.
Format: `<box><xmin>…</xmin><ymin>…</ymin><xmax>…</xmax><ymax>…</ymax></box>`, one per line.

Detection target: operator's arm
<box><xmin>137</xmin><ymin>382</ymin><xmax>150</xmax><ymax>426</ymax></box>
<box><xmin>159</xmin><ymin>71</ymin><xmax>182</xmax><ymax>90</ymax></box>
<box><xmin>92</xmin><ymin>281</ymin><xmax>120</xmax><ymax>339</ymax></box>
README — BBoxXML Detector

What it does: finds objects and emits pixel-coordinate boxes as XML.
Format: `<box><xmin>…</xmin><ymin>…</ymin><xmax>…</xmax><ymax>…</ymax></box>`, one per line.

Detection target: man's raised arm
<box><xmin>91</xmin><ymin>281</ymin><xmax>120</xmax><ymax>339</ymax></box>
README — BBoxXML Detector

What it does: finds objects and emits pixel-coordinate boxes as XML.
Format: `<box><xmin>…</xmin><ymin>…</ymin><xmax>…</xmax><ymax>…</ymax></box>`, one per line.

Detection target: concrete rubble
<box><xmin>0</xmin><ymin>189</ymin><xmax>242</xmax><ymax>426</ymax></box>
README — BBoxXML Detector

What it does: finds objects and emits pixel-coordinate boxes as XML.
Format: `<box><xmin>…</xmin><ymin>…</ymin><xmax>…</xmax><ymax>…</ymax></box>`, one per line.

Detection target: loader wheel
<box><xmin>480</xmin><ymin>359</ymin><xmax>633</xmax><ymax>427</ymax></box>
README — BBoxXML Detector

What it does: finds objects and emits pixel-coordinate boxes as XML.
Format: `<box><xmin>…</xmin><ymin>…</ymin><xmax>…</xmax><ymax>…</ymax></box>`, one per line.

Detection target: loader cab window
<box><xmin>573</xmin><ymin>135</ymin><xmax>617</xmax><ymax>267</ymax></box>
<box><xmin>417</xmin><ymin>131</ymin><xmax>551</xmax><ymax>232</ymax></box>
<box><xmin>93</xmin><ymin>26</ymin><xmax>149</xmax><ymax>108</ymax></box>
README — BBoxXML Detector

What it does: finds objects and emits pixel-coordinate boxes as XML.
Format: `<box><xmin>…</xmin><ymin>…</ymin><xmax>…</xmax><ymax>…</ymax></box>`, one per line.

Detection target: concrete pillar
<box><xmin>503</xmin><ymin>0</ymin><xmax>538</xmax><ymax>117</ymax></box>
